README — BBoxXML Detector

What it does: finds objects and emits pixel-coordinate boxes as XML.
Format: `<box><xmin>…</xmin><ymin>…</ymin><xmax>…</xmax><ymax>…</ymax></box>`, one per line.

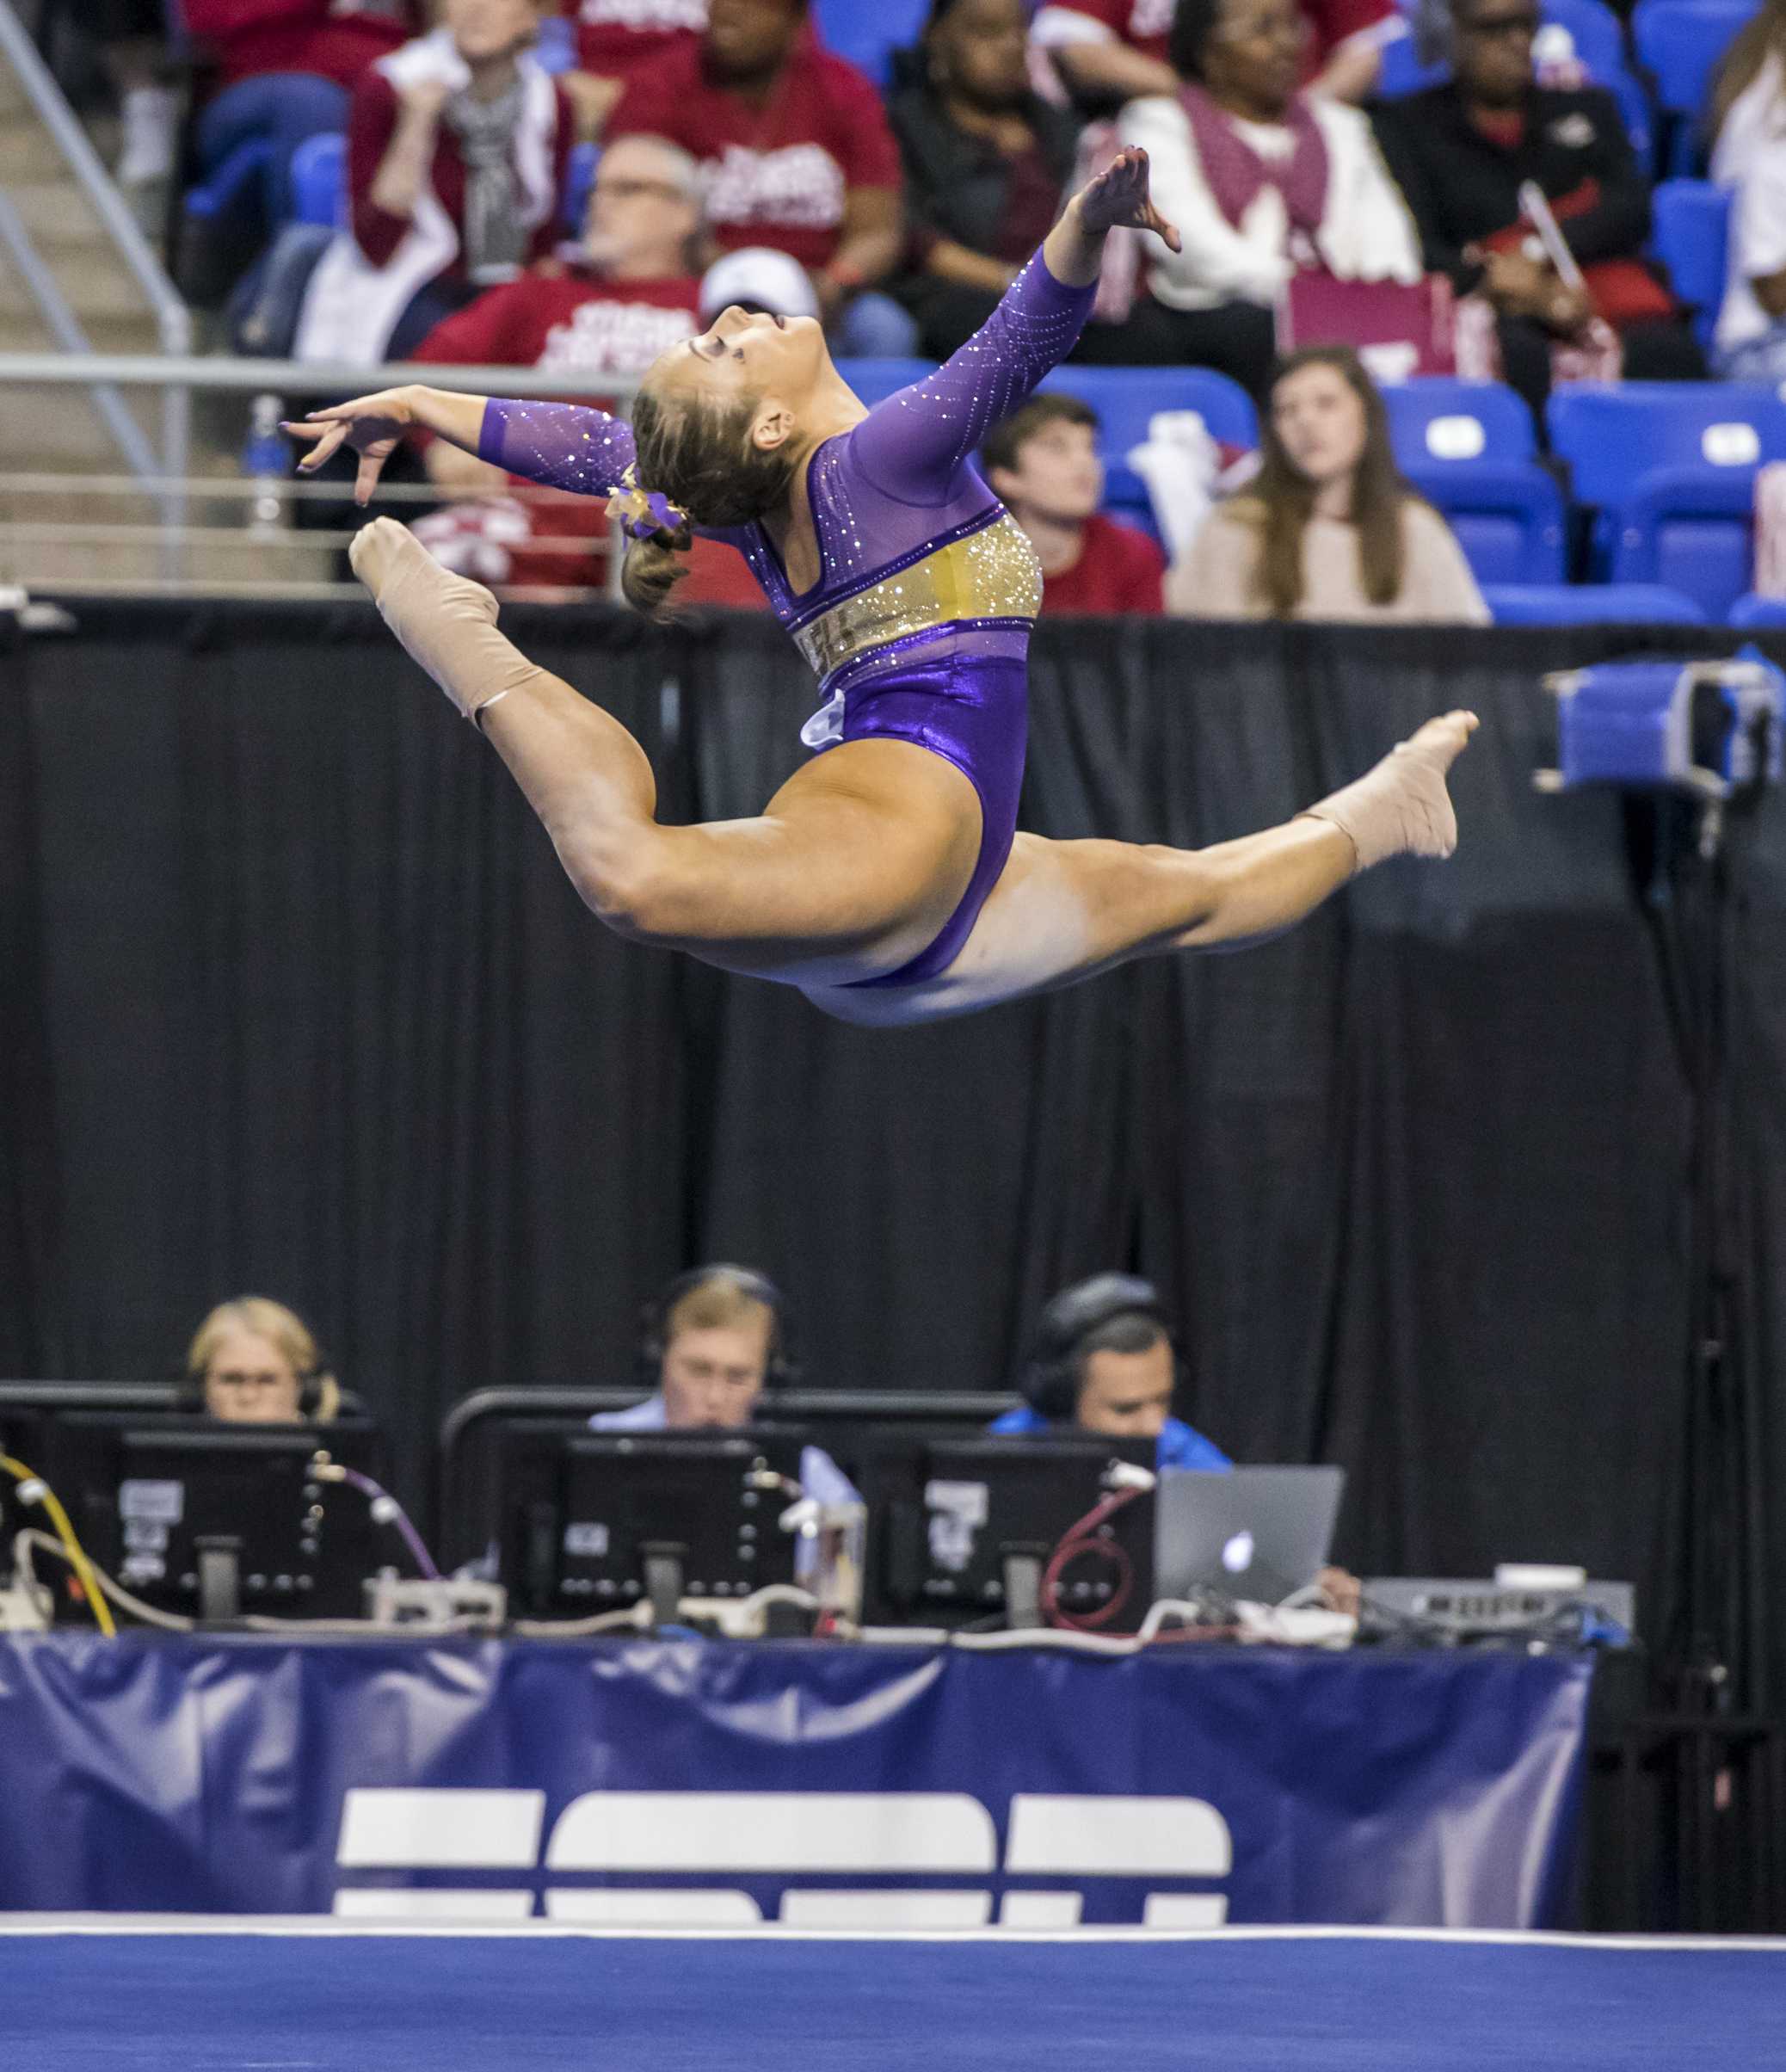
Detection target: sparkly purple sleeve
<box><xmin>848</xmin><ymin>252</ymin><xmax>1098</xmax><ymax>498</ymax></box>
<box><xmin>475</xmin><ymin>399</ymin><xmax>637</xmax><ymax>496</ymax></box>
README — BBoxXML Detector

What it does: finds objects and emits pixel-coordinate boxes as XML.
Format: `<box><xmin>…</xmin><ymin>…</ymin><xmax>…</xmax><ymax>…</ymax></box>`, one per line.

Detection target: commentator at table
<box><xmin>991</xmin><ymin>1273</ymin><xmax>1231</xmax><ymax>1469</ymax></box>
<box><xmin>993</xmin><ymin>1271</ymin><xmax>1358</xmax><ymax>1611</ymax></box>
<box><xmin>592</xmin><ymin>1263</ymin><xmax>856</xmax><ymax>1506</ymax></box>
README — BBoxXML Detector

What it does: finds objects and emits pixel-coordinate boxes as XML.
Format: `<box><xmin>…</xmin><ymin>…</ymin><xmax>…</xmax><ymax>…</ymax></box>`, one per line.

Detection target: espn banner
<box><xmin>0</xmin><ymin>1637</ymin><xmax>1590</xmax><ymax>1927</ymax></box>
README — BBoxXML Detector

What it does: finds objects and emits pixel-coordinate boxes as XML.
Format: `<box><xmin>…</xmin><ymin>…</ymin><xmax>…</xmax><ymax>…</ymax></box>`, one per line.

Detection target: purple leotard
<box><xmin>477</xmin><ymin>254</ymin><xmax>1096</xmax><ymax>986</ymax></box>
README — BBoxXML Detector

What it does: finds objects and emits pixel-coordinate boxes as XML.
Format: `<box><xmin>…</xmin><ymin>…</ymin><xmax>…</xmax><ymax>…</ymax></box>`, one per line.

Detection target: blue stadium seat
<box><xmin>1650</xmin><ymin>179</ymin><xmax>1732</xmax><ymax>348</ymax></box>
<box><xmin>1376</xmin><ymin>30</ymin><xmax>1449</xmax><ymax>96</ymax></box>
<box><xmin>563</xmin><ymin>141</ymin><xmax>597</xmax><ymax>235</ymax></box>
<box><xmin>1383</xmin><ymin>378</ymin><xmax>1538</xmax><ymax>460</ymax></box>
<box><xmin>834</xmin><ymin>362</ymin><xmax>1259</xmax><ymax>533</ymax></box>
<box><xmin>182</xmin><ymin>136</ymin><xmax>271</xmax><ymax>225</ymax></box>
<box><xmin>533</xmin><ymin>12</ymin><xmax>576</xmax><ymax>72</ymax></box>
<box><xmin>1483</xmin><ymin>582</ymin><xmax>1709</xmax><ymax>622</ymax></box>
<box><xmin>1634</xmin><ymin>0</ymin><xmax>1758</xmax><ymax>173</ymax></box>
<box><xmin>1728</xmin><ymin>592</ymin><xmax>1786</xmax><ymax>626</ymax></box>
<box><xmin>1548</xmin><ymin>382</ymin><xmax>1786</xmax><ymax>616</ymax></box>
<box><xmin>1037</xmin><ymin>365</ymin><xmax>1258</xmax><ymax>526</ymax></box>
<box><xmin>288</xmin><ymin>131</ymin><xmax>345</xmax><ymax>229</ymax></box>
<box><xmin>1383</xmin><ymin>380</ymin><xmax>1565</xmax><ymax>583</ymax></box>
<box><xmin>814</xmin><ymin>0</ymin><xmax>931</xmax><ymax>83</ymax></box>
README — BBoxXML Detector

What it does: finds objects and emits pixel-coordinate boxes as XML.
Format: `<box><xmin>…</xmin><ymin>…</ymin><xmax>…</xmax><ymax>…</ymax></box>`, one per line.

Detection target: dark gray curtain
<box><xmin>3</xmin><ymin>602</ymin><xmax>1783</xmax><ymax>1699</ymax></box>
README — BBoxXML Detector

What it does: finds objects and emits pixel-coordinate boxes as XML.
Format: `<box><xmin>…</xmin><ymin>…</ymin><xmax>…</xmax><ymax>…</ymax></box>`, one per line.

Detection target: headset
<box><xmin>1021</xmin><ymin>1273</ymin><xmax>1175</xmax><ymax>1425</ymax></box>
<box><xmin>636</xmin><ymin>1263</ymin><xmax>797</xmax><ymax>1393</ymax></box>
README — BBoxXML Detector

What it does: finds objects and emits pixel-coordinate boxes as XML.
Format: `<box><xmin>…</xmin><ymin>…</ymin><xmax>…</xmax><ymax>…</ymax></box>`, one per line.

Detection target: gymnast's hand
<box><xmin>285</xmin><ymin>385</ymin><xmax>490</xmax><ymax>505</ymax></box>
<box><xmin>1074</xmin><ymin>148</ymin><xmax>1181</xmax><ymax>253</ymax></box>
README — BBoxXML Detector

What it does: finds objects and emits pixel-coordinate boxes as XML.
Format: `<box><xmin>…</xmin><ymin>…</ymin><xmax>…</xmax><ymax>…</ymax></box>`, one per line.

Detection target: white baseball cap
<box><xmin>699</xmin><ymin>247</ymin><xmax>820</xmax><ymax>324</ymax></box>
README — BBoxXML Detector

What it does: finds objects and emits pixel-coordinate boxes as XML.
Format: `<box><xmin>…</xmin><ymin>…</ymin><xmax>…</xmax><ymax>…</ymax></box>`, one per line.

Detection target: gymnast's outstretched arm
<box><xmin>847</xmin><ymin>149</ymin><xmax>1180</xmax><ymax>497</ymax></box>
<box><xmin>284</xmin><ymin>381</ymin><xmax>639</xmax><ymax>505</ymax></box>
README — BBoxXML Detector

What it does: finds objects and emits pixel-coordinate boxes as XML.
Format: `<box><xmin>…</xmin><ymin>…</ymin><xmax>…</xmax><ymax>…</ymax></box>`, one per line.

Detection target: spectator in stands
<box><xmin>1032</xmin><ymin>0</ymin><xmax>1406</xmax><ymax>108</ymax></box>
<box><xmin>294</xmin><ymin>0</ymin><xmax>576</xmax><ymax>363</ymax></box>
<box><xmin>590</xmin><ymin>1266</ymin><xmax>856</xmax><ymax>1507</ymax></box>
<box><xmin>990</xmin><ymin>1274</ymin><xmax>1230</xmax><ymax>1470</ymax></box>
<box><xmin>604</xmin><ymin>0</ymin><xmax>917</xmax><ymax>355</ymax></box>
<box><xmin>557</xmin><ymin>0</ymin><xmax>709</xmax><ymax>139</ymax></box>
<box><xmin>1113</xmin><ymin>0</ymin><xmax>1422</xmax><ymax>382</ymax></box>
<box><xmin>1170</xmin><ymin>345</ymin><xmax>1488</xmax><ymax>620</ymax></box>
<box><xmin>186</xmin><ymin>1297</ymin><xmax>339</xmax><ymax>1425</ymax></box>
<box><xmin>95</xmin><ymin>0</ymin><xmax>177</xmax><ymax>207</ymax></box>
<box><xmin>888</xmin><ymin>0</ymin><xmax>1084</xmax><ymax>361</ymax></box>
<box><xmin>412</xmin><ymin>133</ymin><xmax>708</xmax><ymax>498</ymax></box>
<box><xmin>183</xmin><ymin>0</ymin><xmax>421</xmax><ymax>222</ymax></box>
<box><xmin>1709</xmin><ymin>0</ymin><xmax>1786</xmax><ymax>382</ymax></box>
<box><xmin>982</xmin><ymin>396</ymin><xmax>1166</xmax><ymax>614</ymax></box>
<box><xmin>406</xmin><ymin>139</ymin><xmax>773</xmax><ymax>601</ymax></box>
<box><xmin>1370</xmin><ymin>0</ymin><xmax>1705</xmax><ymax>416</ymax></box>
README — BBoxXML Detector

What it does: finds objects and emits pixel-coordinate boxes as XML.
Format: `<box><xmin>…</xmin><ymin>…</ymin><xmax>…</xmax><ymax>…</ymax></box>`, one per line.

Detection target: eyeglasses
<box><xmin>593</xmin><ymin>178</ymin><xmax>693</xmax><ymax>204</ymax></box>
<box><xmin>207</xmin><ymin>1370</ymin><xmax>297</xmax><ymax>1394</ymax></box>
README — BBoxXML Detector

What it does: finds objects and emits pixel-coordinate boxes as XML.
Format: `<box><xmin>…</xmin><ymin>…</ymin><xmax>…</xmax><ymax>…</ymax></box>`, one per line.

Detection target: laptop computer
<box><xmin>1155</xmin><ymin>1465</ymin><xmax>1346</xmax><ymax>1605</ymax></box>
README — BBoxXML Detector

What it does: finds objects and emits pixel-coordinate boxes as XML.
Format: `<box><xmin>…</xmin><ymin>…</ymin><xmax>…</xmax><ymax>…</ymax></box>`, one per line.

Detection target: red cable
<box><xmin>1041</xmin><ymin>1485</ymin><xmax>1147</xmax><ymax>1633</ymax></box>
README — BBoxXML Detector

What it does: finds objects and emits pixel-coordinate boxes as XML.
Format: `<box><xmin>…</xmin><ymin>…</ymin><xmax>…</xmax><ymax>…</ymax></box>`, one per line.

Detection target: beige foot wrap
<box><xmin>1299</xmin><ymin>713</ymin><xmax>1475</xmax><ymax>873</ymax></box>
<box><xmin>350</xmin><ymin>516</ymin><xmax>538</xmax><ymax>729</ymax></box>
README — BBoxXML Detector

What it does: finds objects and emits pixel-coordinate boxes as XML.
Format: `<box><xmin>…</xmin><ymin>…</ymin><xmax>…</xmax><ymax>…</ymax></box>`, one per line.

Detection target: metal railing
<box><xmin>0</xmin><ymin>0</ymin><xmax>193</xmax><ymax>567</ymax></box>
<box><xmin>0</xmin><ymin>358</ymin><xmax>650</xmax><ymax>601</ymax></box>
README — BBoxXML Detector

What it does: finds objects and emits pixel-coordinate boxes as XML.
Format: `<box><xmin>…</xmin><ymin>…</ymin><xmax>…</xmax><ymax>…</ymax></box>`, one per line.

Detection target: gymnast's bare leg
<box><xmin>803</xmin><ymin>712</ymin><xmax>1477</xmax><ymax>1027</ymax></box>
<box><xmin>348</xmin><ymin>518</ymin><xmax>986</xmax><ymax>987</ymax></box>
<box><xmin>349</xmin><ymin>521</ymin><xmax>1474</xmax><ymax>1029</ymax></box>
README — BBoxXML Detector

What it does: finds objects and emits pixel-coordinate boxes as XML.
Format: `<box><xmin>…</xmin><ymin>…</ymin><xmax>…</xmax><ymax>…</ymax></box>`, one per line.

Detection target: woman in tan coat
<box><xmin>1171</xmin><ymin>346</ymin><xmax>1490</xmax><ymax>623</ymax></box>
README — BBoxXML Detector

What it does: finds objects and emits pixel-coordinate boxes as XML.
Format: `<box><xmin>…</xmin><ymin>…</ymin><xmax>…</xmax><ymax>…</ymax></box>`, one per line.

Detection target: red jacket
<box><xmin>183</xmin><ymin>0</ymin><xmax>420</xmax><ymax>91</ymax></box>
<box><xmin>348</xmin><ymin>68</ymin><xmax>576</xmax><ymax>274</ymax></box>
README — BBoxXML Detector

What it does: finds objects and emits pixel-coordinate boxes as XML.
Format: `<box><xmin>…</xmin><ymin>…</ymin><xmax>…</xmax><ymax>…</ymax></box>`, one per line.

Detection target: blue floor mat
<box><xmin>8</xmin><ymin>1926</ymin><xmax>1786</xmax><ymax>2070</ymax></box>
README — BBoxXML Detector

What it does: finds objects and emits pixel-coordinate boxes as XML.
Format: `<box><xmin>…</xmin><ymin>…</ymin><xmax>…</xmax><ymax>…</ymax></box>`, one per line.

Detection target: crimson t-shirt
<box><xmin>410</xmin><ymin>270</ymin><xmax>702</xmax><ymax>376</ymax></box>
<box><xmin>563</xmin><ymin>0</ymin><xmax>707</xmax><ymax>78</ymax></box>
<box><xmin>183</xmin><ymin>0</ymin><xmax>419</xmax><ymax>90</ymax></box>
<box><xmin>1040</xmin><ymin>513</ymin><xmax>1166</xmax><ymax>616</ymax></box>
<box><xmin>1036</xmin><ymin>0</ymin><xmax>1399</xmax><ymax>73</ymax></box>
<box><xmin>606</xmin><ymin>40</ymin><xmax>902</xmax><ymax>268</ymax></box>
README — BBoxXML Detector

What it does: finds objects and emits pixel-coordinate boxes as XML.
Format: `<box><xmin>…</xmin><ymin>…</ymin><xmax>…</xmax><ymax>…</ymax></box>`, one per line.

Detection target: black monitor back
<box><xmin>42</xmin><ymin>1413</ymin><xmax>391</xmax><ymax>1622</ymax></box>
<box><xmin>489</xmin><ymin>1423</ymin><xmax>809</xmax><ymax>1617</ymax></box>
<box><xmin>861</xmin><ymin>1431</ymin><xmax>1156</xmax><ymax>1626</ymax></box>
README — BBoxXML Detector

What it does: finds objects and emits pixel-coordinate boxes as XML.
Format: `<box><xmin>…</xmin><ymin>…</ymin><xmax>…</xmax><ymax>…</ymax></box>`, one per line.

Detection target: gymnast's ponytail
<box><xmin>620</xmin><ymin>525</ymin><xmax>694</xmax><ymax>619</ymax></box>
<box><xmin>620</xmin><ymin>385</ymin><xmax>796</xmax><ymax>620</ymax></box>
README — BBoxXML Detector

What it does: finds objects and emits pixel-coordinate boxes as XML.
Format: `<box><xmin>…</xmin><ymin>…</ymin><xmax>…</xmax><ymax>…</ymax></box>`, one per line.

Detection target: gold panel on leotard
<box><xmin>793</xmin><ymin>512</ymin><xmax>1044</xmax><ymax>685</ymax></box>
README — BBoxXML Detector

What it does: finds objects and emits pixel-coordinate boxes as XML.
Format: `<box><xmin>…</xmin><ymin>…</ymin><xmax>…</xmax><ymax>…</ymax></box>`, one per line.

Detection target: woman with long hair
<box><xmin>1709</xmin><ymin>0</ymin><xmax>1786</xmax><ymax>382</ymax></box>
<box><xmin>286</xmin><ymin>152</ymin><xmax>1475</xmax><ymax>1033</ymax></box>
<box><xmin>1171</xmin><ymin>346</ymin><xmax>1488</xmax><ymax>622</ymax></box>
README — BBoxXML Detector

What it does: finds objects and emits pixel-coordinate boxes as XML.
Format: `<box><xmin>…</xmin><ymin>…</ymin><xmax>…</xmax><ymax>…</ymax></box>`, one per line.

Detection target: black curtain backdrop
<box><xmin>4</xmin><ymin>603</ymin><xmax>1784</xmax><ymax>1699</ymax></box>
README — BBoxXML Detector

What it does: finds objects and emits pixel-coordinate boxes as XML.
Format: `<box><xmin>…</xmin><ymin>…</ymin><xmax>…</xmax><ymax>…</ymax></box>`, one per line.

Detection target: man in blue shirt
<box><xmin>989</xmin><ymin>1272</ymin><xmax>1231</xmax><ymax>1472</ymax></box>
<box><xmin>591</xmin><ymin>1263</ymin><xmax>858</xmax><ymax>1508</ymax></box>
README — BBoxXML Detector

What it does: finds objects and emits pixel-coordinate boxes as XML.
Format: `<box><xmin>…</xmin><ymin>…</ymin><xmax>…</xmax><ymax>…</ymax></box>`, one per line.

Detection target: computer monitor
<box><xmin>1154</xmin><ymin>1465</ymin><xmax>1346</xmax><ymax>1605</ymax></box>
<box><xmin>496</xmin><ymin>1426</ymin><xmax>810</xmax><ymax>1624</ymax></box>
<box><xmin>866</xmin><ymin>1433</ymin><xmax>1155</xmax><ymax>1630</ymax></box>
<box><xmin>41</xmin><ymin>1413</ymin><xmax>391</xmax><ymax>1623</ymax></box>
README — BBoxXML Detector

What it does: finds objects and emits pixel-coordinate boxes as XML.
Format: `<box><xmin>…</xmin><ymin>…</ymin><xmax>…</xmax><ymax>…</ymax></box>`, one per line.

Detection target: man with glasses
<box><xmin>1371</xmin><ymin>0</ymin><xmax>1704</xmax><ymax>413</ymax></box>
<box><xmin>407</xmin><ymin>133</ymin><xmax>776</xmax><ymax>600</ymax></box>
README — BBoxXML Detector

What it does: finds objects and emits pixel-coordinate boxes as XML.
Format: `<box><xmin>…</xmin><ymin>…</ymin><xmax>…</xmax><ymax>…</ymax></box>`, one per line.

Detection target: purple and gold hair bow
<box><xmin>613</xmin><ymin>464</ymin><xmax>689</xmax><ymax>542</ymax></box>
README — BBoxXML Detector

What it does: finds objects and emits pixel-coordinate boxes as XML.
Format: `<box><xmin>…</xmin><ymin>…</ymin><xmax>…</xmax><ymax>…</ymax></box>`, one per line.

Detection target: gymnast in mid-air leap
<box><xmin>289</xmin><ymin>149</ymin><xmax>1475</xmax><ymax>1029</ymax></box>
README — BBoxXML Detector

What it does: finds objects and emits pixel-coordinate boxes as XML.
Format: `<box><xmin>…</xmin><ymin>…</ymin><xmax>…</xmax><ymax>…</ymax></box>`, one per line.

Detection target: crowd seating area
<box><xmin>27</xmin><ymin>0</ymin><xmax>1786</xmax><ymax>622</ymax></box>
